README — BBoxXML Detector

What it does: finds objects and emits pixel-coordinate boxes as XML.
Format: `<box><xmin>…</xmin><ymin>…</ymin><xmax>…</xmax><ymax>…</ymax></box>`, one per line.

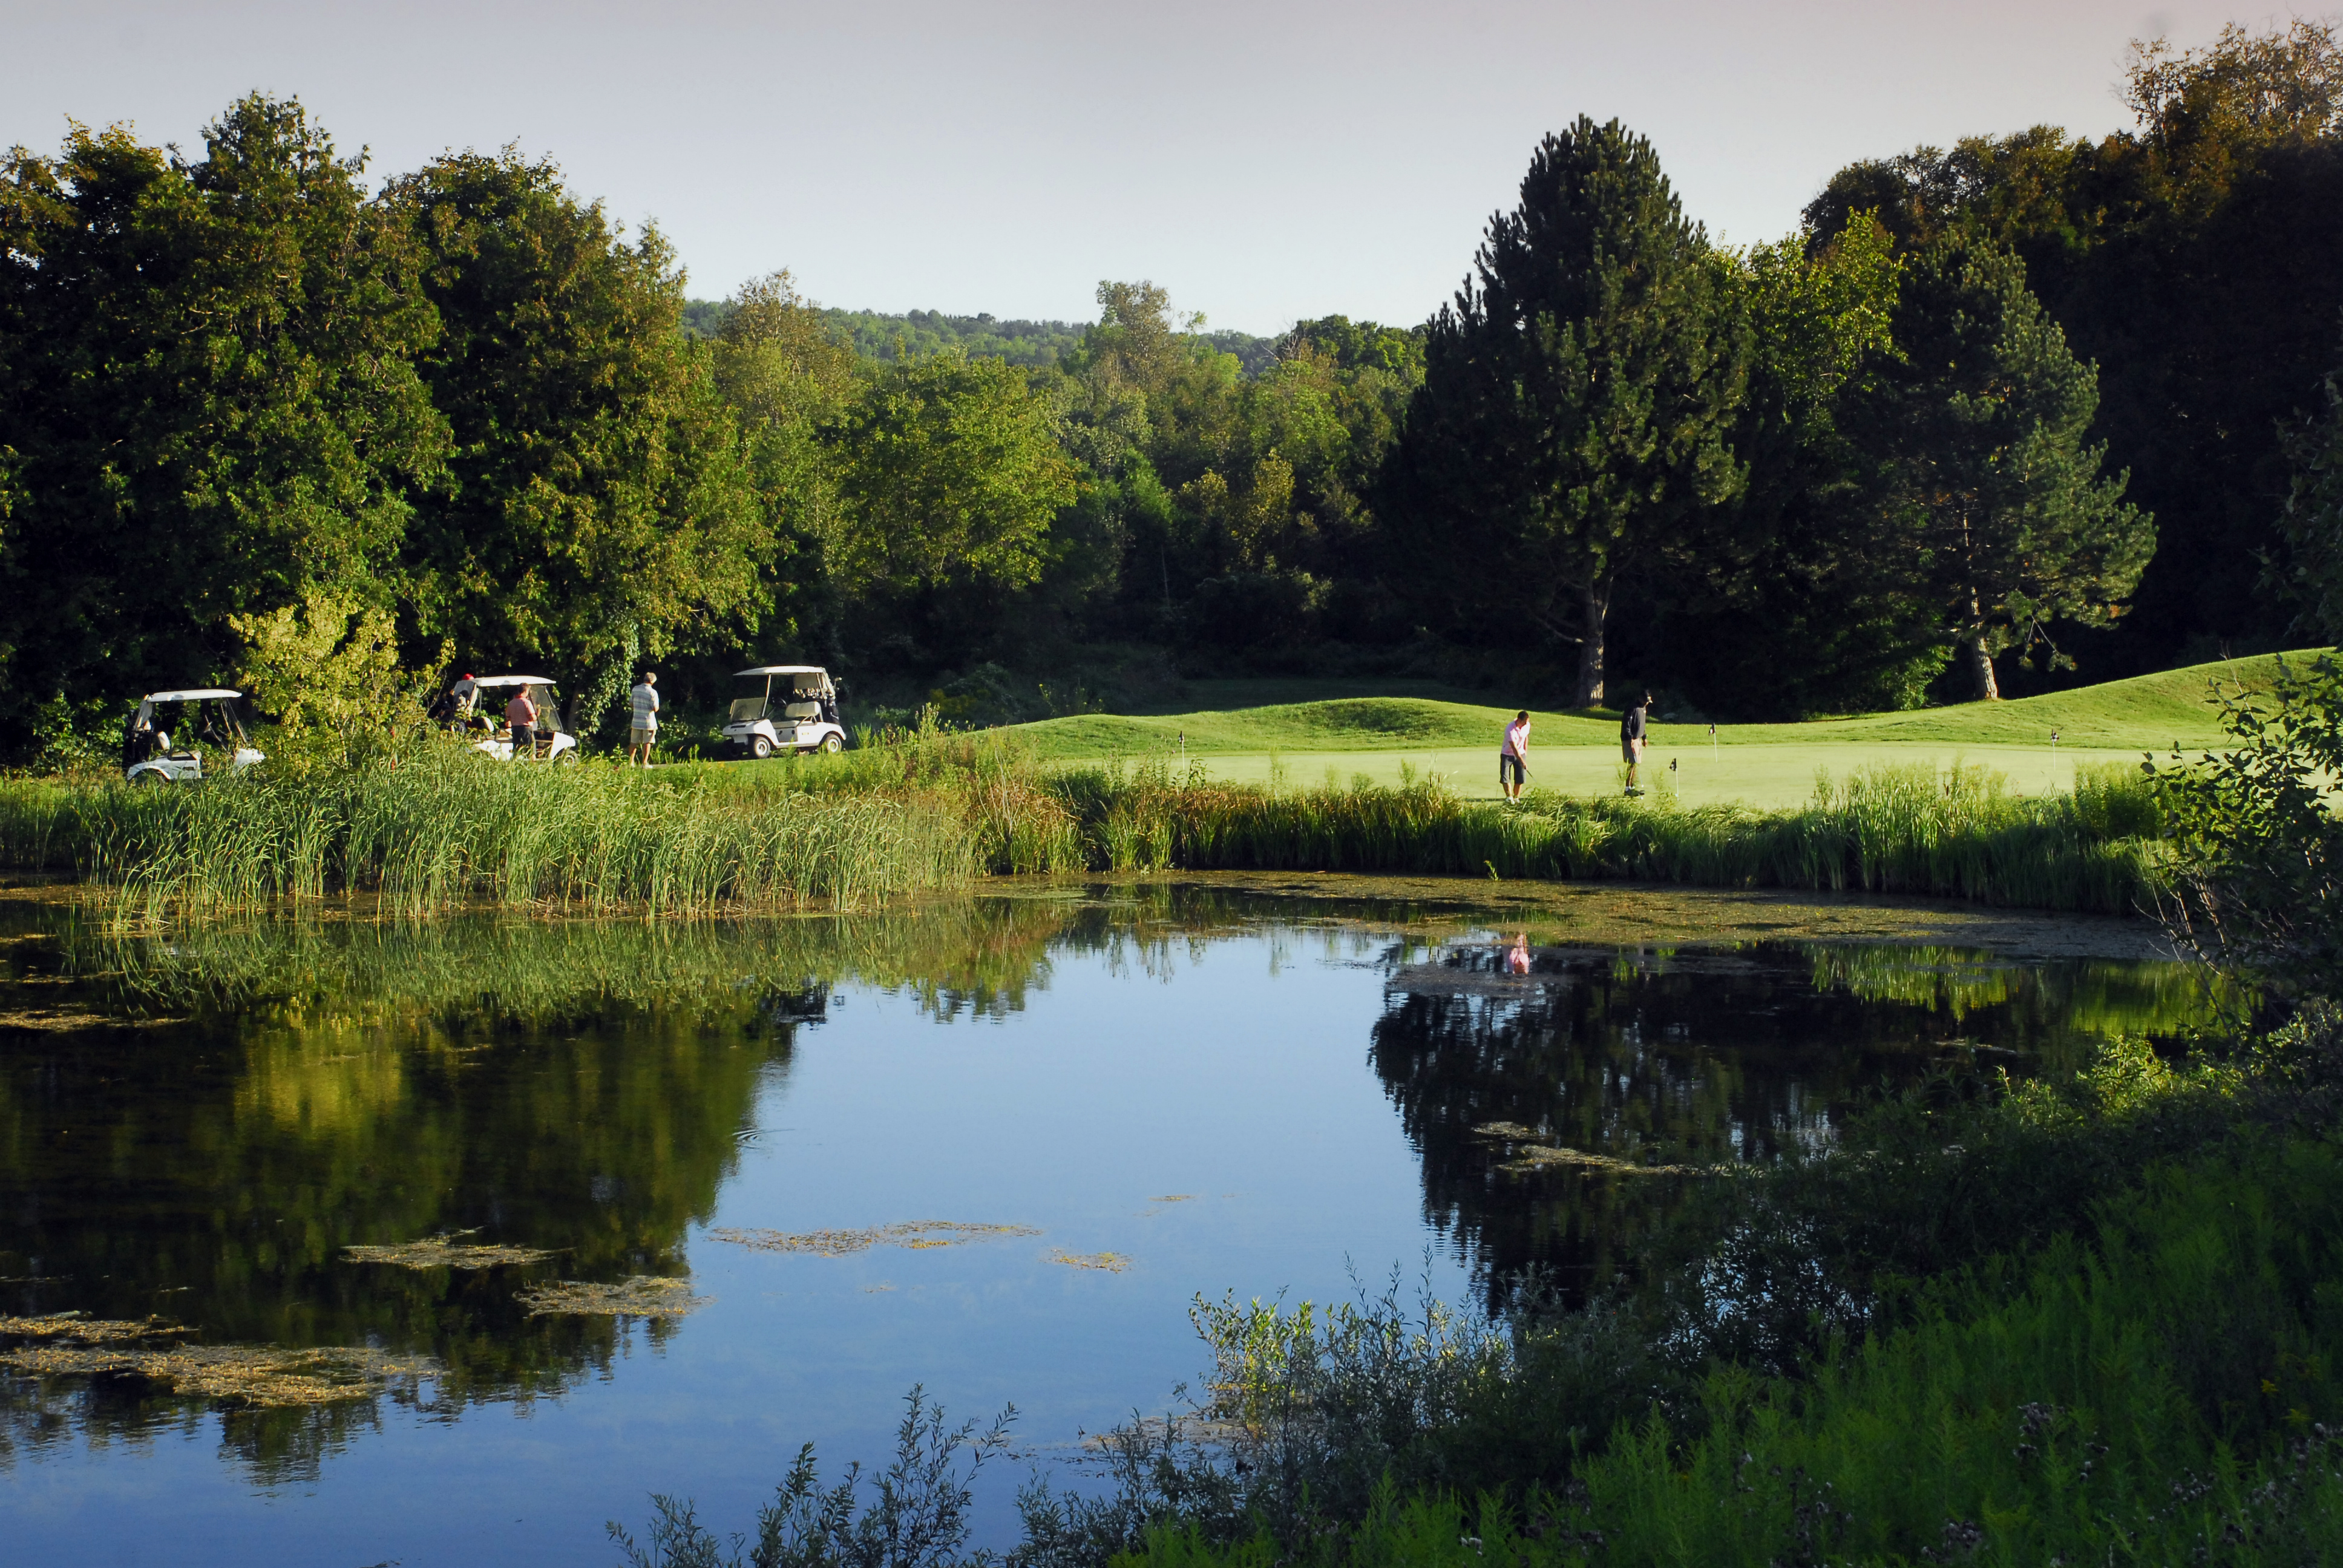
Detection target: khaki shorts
<box><xmin>631</xmin><ymin>727</ymin><xmax>657</xmax><ymax>748</ymax></box>
<box><xmin>1622</xmin><ymin>737</ymin><xmax>1645</xmax><ymax>765</ymax></box>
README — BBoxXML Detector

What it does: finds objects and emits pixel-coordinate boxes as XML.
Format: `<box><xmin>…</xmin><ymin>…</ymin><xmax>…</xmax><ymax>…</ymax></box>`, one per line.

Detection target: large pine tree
<box><xmin>1383</xmin><ymin>117</ymin><xmax>1747</xmax><ymax>707</ymax></box>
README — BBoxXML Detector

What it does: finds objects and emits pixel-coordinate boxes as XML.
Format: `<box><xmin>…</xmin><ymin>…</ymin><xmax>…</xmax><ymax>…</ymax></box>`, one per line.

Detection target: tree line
<box><xmin>3</xmin><ymin>22</ymin><xmax>2341</xmax><ymax>756</ymax></box>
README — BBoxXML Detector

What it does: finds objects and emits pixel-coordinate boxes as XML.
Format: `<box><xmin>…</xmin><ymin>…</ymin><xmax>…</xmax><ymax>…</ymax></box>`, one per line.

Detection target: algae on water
<box><xmin>710</xmin><ymin>1221</ymin><xmax>1040</xmax><ymax>1257</ymax></box>
<box><xmin>1048</xmin><ymin>1250</ymin><xmax>1131</xmax><ymax>1272</ymax></box>
<box><xmin>343</xmin><ymin>1232</ymin><xmax>557</xmax><ymax>1270</ymax></box>
<box><xmin>516</xmin><ymin>1276</ymin><xmax>709</xmax><ymax>1318</ymax></box>
<box><xmin>0</xmin><ymin>1312</ymin><xmax>438</xmax><ymax>1406</ymax></box>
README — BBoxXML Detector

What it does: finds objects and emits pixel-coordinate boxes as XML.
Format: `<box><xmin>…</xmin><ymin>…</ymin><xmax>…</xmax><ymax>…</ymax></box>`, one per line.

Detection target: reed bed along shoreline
<box><xmin>0</xmin><ymin>736</ymin><xmax>2168</xmax><ymax>918</ymax></box>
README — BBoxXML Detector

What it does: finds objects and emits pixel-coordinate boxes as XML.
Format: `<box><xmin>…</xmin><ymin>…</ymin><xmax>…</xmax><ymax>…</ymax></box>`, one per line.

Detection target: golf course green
<box><xmin>997</xmin><ymin>652</ymin><xmax>2311</xmax><ymax>808</ymax></box>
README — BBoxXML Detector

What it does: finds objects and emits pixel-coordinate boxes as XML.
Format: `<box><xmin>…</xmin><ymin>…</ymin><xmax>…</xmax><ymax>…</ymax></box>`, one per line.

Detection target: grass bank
<box><xmin>0</xmin><ymin>723</ymin><xmax>2171</xmax><ymax>916</ymax></box>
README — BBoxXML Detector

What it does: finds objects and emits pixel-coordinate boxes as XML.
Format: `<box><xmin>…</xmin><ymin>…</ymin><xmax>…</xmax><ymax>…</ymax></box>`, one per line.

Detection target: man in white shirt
<box><xmin>628</xmin><ymin>671</ymin><xmax>660</xmax><ymax>767</ymax></box>
<box><xmin>1499</xmin><ymin>710</ymin><xmax>1531</xmax><ymax>801</ymax></box>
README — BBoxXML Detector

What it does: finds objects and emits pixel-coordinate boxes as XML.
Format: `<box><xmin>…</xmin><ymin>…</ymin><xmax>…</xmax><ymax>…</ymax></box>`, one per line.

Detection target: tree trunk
<box><xmin>1572</xmin><ymin>583</ymin><xmax>1607</xmax><ymax>708</ymax></box>
<box><xmin>1967</xmin><ymin>633</ymin><xmax>2001</xmax><ymax>701</ymax></box>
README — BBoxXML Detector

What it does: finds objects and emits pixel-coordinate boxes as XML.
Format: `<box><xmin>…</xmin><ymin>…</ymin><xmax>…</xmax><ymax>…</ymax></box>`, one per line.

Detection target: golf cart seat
<box><xmin>781</xmin><ymin>700</ymin><xmax>821</xmax><ymax>720</ymax></box>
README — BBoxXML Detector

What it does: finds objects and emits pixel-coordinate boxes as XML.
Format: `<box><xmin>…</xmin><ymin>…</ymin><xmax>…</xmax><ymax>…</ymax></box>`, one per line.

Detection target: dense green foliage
<box><xmin>825</xmin><ymin>309</ymin><xmax>1093</xmax><ymax>367</ymax></box>
<box><xmin>1802</xmin><ymin>20</ymin><xmax>2343</xmax><ymax>687</ymax></box>
<box><xmin>2149</xmin><ymin>651</ymin><xmax>2343</xmax><ymax>998</ymax></box>
<box><xmin>6</xmin><ymin>23</ymin><xmax>2341</xmax><ymax>759</ymax></box>
<box><xmin>2273</xmin><ymin>369</ymin><xmax>2343</xmax><ymax>642</ymax></box>
<box><xmin>1385</xmin><ymin>119</ymin><xmax>1749</xmax><ymax>707</ymax></box>
<box><xmin>0</xmin><ymin>99</ymin><xmax>448</xmax><ymax>746</ymax></box>
<box><xmin>387</xmin><ymin>151</ymin><xmax>772</xmax><ymax>733</ymax></box>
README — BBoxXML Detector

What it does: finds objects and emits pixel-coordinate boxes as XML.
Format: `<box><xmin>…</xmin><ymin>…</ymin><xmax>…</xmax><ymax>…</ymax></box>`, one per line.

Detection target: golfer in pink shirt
<box><xmin>1499</xmin><ymin>711</ymin><xmax>1530</xmax><ymax>801</ymax></box>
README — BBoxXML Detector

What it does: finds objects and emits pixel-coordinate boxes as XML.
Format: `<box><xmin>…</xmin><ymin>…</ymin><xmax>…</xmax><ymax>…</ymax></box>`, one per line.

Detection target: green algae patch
<box><xmin>1048</xmin><ymin>1250</ymin><xmax>1132</xmax><ymax>1272</ymax></box>
<box><xmin>516</xmin><ymin>1276</ymin><xmax>709</xmax><ymax>1318</ymax></box>
<box><xmin>342</xmin><ymin>1232</ymin><xmax>557</xmax><ymax>1270</ymax></box>
<box><xmin>709</xmin><ymin>1222</ymin><xmax>1040</xmax><ymax>1257</ymax></box>
<box><xmin>0</xmin><ymin>1311</ymin><xmax>189</xmax><ymax>1344</ymax></box>
<box><xmin>0</xmin><ymin>1312</ymin><xmax>437</xmax><ymax>1406</ymax></box>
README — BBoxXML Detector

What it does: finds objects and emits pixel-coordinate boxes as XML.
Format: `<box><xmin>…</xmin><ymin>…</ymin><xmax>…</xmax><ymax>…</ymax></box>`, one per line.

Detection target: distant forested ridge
<box><xmin>683</xmin><ymin>301</ymin><xmax>1277</xmax><ymax>374</ymax></box>
<box><xmin>4</xmin><ymin>21</ymin><xmax>2341</xmax><ymax>762</ymax></box>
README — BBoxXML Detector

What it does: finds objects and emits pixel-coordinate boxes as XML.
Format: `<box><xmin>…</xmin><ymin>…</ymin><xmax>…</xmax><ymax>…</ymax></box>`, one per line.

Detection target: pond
<box><xmin>0</xmin><ymin>876</ymin><xmax>2212</xmax><ymax>1566</ymax></box>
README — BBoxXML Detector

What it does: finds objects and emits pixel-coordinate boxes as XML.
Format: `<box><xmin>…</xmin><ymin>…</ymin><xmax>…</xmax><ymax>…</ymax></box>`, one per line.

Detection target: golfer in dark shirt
<box><xmin>1621</xmin><ymin>691</ymin><xmax>1651</xmax><ymax>795</ymax></box>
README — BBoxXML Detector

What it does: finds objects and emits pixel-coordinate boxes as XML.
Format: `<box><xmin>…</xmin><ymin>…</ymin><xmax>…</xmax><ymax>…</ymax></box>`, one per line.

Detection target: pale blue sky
<box><xmin>1</xmin><ymin>1</ymin><xmax>2275</xmax><ymax>333</ymax></box>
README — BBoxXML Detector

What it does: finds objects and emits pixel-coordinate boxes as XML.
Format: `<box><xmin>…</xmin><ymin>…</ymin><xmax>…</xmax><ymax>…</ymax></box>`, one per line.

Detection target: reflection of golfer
<box><xmin>1621</xmin><ymin>691</ymin><xmax>1651</xmax><ymax>795</ymax></box>
<box><xmin>1505</xmin><ymin>932</ymin><xmax>1532</xmax><ymax>975</ymax></box>
<box><xmin>1499</xmin><ymin>710</ymin><xmax>1531</xmax><ymax>801</ymax></box>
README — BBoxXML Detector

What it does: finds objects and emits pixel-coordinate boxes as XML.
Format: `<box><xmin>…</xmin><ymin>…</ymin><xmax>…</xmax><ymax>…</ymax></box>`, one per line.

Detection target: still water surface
<box><xmin>0</xmin><ymin>881</ymin><xmax>2209</xmax><ymax>1566</ymax></box>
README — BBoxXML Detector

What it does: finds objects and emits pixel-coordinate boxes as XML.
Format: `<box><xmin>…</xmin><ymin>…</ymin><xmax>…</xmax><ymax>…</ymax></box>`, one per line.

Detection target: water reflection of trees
<box><xmin>0</xmin><ymin>885</ymin><xmax>1443</xmax><ymax>1477</ymax></box>
<box><xmin>0</xmin><ymin>998</ymin><xmax>781</xmax><ymax>1480</ymax></box>
<box><xmin>0</xmin><ymin>892</ymin><xmax>2219</xmax><ymax>1475</ymax></box>
<box><xmin>0</xmin><ymin>902</ymin><xmax>1083</xmax><ymax>1478</ymax></box>
<box><xmin>1371</xmin><ymin>942</ymin><xmax>2221</xmax><ymax>1307</ymax></box>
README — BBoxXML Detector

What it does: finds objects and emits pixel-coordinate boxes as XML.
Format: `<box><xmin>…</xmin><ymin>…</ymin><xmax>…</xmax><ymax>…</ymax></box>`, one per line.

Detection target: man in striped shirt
<box><xmin>629</xmin><ymin>672</ymin><xmax>660</xmax><ymax>766</ymax></box>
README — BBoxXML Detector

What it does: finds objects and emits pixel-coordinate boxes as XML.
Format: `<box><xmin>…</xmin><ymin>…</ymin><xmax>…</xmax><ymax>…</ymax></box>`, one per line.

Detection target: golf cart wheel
<box><xmin>552</xmin><ymin>748</ymin><xmax>579</xmax><ymax>766</ymax></box>
<box><xmin>820</xmin><ymin>733</ymin><xmax>842</xmax><ymax>754</ymax></box>
<box><xmin>750</xmin><ymin>735</ymin><xmax>773</xmax><ymax>760</ymax></box>
<box><xmin>133</xmin><ymin>770</ymin><xmax>169</xmax><ymax>787</ymax></box>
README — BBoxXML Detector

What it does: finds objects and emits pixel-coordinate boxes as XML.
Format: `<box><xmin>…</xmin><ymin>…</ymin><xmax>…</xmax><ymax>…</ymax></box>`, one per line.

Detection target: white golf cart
<box><xmin>122</xmin><ymin>689</ymin><xmax>266</xmax><ymax>785</ymax></box>
<box><xmin>721</xmin><ymin>665</ymin><xmax>847</xmax><ymax>759</ymax></box>
<box><xmin>459</xmin><ymin>675</ymin><xmax>579</xmax><ymax>763</ymax></box>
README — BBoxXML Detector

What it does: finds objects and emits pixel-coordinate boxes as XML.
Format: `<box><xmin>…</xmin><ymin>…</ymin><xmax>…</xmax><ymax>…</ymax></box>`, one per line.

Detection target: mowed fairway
<box><xmin>998</xmin><ymin>652</ymin><xmax>2311</xmax><ymax>809</ymax></box>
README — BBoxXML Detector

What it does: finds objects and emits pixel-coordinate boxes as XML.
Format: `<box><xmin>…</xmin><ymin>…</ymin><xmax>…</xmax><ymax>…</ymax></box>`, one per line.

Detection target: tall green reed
<box><xmin>5</xmin><ymin>745</ymin><xmax>994</xmax><ymax>916</ymax></box>
<box><xmin>0</xmin><ymin>743</ymin><xmax>2167</xmax><ymax>917</ymax></box>
<box><xmin>1046</xmin><ymin>758</ymin><xmax>2164</xmax><ymax>914</ymax></box>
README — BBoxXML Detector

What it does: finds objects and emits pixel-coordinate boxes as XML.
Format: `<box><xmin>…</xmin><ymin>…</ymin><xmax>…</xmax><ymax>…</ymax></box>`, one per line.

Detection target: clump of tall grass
<box><xmin>1047</xmin><ymin>759</ymin><xmax>2164</xmax><ymax>913</ymax></box>
<box><xmin>0</xmin><ymin>741</ymin><xmax>2165</xmax><ymax>917</ymax></box>
<box><xmin>2</xmin><ymin>742</ymin><xmax>1011</xmax><ymax>916</ymax></box>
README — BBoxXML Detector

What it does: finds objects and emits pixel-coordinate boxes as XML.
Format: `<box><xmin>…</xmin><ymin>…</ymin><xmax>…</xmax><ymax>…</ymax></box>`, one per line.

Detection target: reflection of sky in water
<box><xmin>0</xmin><ymin>895</ymin><xmax>2211</xmax><ymax>1566</ymax></box>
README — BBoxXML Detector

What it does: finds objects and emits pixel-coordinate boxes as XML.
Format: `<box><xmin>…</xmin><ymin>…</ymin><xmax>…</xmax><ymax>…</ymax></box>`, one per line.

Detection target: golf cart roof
<box><xmin>735</xmin><ymin>665</ymin><xmax>830</xmax><ymax>678</ymax></box>
<box><xmin>470</xmin><ymin>675</ymin><xmax>559</xmax><ymax>688</ymax></box>
<box><xmin>142</xmin><ymin>688</ymin><xmax>243</xmax><ymax>703</ymax></box>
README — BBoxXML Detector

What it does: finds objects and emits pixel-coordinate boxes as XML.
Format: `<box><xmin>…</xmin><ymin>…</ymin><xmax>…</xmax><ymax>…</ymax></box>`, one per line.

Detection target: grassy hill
<box><xmin>1006</xmin><ymin>652</ymin><xmax>2306</xmax><ymax>759</ymax></box>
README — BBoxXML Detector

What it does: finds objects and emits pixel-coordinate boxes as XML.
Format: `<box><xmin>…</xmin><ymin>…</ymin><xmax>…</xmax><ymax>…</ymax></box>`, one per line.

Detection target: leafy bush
<box><xmin>611</xmin><ymin>1388</ymin><xmax>1013</xmax><ymax>1568</ymax></box>
<box><xmin>2149</xmin><ymin>652</ymin><xmax>2343</xmax><ymax>1000</ymax></box>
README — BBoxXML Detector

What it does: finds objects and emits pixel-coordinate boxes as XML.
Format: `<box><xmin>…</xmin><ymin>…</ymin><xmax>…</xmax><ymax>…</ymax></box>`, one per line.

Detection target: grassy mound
<box><xmin>1001</xmin><ymin>652</ymin><xmax>2313</xmax><ymax>759</ymax></box>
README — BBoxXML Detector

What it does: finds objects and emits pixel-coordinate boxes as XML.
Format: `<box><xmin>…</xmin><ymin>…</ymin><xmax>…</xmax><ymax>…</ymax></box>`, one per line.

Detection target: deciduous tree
<box><xmin>828</xmin><ymin>350</ymin><xmax>1076</xmax><ymax>597</ymax></box>
<box><xmin>386</xmin><ymin>149</ymin><xmax>767</xmax><ymax>732</ymax></box>
<box><xmin>0</xmin><ymin>98</ymin><xmax>447</xmax><ymax>739</ymax></box>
